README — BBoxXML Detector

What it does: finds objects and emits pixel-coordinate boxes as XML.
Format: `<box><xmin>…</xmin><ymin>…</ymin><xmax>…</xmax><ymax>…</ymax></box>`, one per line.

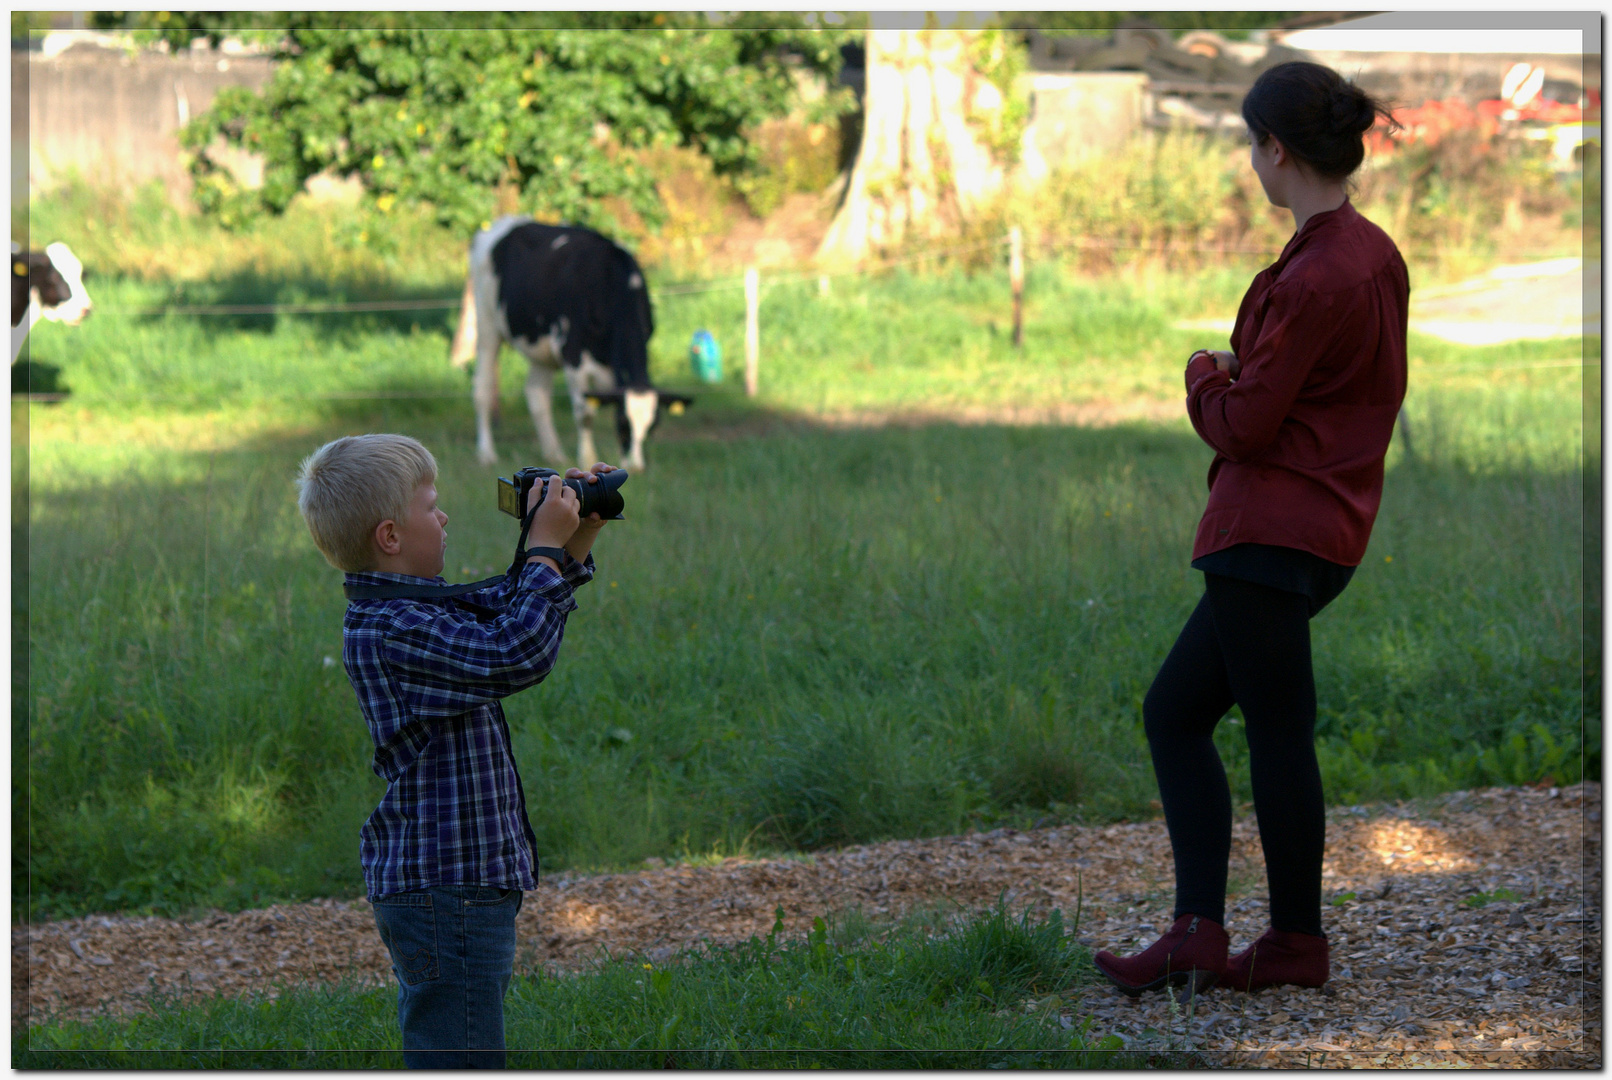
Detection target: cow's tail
<box><xmin>449</xmin><ymin>274</ymin><xmax>477</xmax><ymax>369</ymax></box>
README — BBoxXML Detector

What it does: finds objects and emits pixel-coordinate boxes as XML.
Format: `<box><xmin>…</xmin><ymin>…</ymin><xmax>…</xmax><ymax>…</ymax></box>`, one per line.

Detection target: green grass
<box><xmin>17</xmin><ymin>257</ymin><xmax>1591</xmax><ymax>923</ymax></box>
<box><xmin>17</xmin><ymin>175</ymin><xmax>1594</xmax><ymax>924</ymax></box>
<box><xmin>19</xmin><ymin>903</ymin><xmax>1181</xmax><ymax>1068</ymax></box>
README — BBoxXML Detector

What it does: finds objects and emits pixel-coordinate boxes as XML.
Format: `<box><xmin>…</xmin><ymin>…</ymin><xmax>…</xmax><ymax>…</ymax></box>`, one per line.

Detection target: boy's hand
<box><xmin>1211</xmin><ymin>350</ymin><xmax>1241</xmax><ymax>379</ymax></box>
<box><xmin>529</xmin><ymin>473</ymin><xmax>580</xmax><ymax>549</ymax></box>
<box><xmin>565</xmin><ymin>462</ymin><xmax>619</xmax><ymax>532</ymax></box>
<box><xmin>562</xmin><ymin>462</ymin><xmax>618</xmax><ymax>565</ymax></box>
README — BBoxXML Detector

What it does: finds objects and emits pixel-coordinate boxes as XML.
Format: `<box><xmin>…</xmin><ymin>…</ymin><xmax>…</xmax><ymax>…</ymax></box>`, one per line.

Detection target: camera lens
<box><xmin>573</xmin><ymin>469</ymin><xmax>628</xmax><ymax>519</ymax></box>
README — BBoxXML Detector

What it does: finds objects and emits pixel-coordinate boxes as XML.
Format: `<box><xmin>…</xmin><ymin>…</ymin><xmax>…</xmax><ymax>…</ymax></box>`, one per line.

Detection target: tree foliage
<box><xmin>104</xmin><ymin>13</ymin><xmax>856</xmax><ymax>233</ymax></box>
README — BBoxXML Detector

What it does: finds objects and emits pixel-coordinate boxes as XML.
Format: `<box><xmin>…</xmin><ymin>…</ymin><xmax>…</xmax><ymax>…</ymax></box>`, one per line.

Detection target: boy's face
<box><xmin>391</xmin><ymin>481</ymin><xmax>449</xmax><ymax>579</ymax></box>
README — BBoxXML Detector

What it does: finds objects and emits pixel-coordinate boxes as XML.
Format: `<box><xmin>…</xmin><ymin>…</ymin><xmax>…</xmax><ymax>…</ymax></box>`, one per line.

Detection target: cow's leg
<box><xmin>523</xmin><ymin>343</ymin><xmax>567</xmax><ymax>466</ymax></box>
<box><xmin>448</xmin><ymin>275</ymin><xmax>478</xmax><ymax>370</ymax></box>
<box><xmin>562</xmin><ymin>361</ymin><xmax>600</xmax><ymax>468</ymax></box>
<box><xmin>473</xmin><ymin>331</ymin><xmax>502</xmax><ymax>466</ymax></box>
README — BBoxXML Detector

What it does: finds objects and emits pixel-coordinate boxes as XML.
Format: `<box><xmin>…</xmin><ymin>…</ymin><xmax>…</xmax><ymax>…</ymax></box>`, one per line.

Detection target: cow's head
<box><xmin>588</xmin><ymin>389</ymin><xmax>693</xmax><ymax>472</ymax></box>
<box><xmin>603</xmin><ymin>249</ymin><xmax>668</xmax><ymax>471</ymax></box>
<box><xmin>38</xmin><ymin>243</ymin><xmax>92</xmax><ymax>325</ymax></box>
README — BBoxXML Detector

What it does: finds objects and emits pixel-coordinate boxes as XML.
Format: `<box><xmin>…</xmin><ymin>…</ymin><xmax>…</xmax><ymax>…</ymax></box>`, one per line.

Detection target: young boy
<box><xmin>296</xmin><ymin>433</ymin><xmax>613</xmax><ymax>1068</ymax></box>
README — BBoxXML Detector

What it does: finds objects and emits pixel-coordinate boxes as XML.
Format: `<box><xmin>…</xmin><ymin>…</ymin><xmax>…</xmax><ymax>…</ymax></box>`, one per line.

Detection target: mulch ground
<box><xmin>15</xmin><ymin>783</ymin><xmax>1600</xmax><ymax>1067</ymax></box>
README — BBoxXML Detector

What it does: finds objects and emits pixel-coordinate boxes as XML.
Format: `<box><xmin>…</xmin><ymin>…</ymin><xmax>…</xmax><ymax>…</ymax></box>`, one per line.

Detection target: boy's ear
<box><xmin>373</xmin><ymin>518</ymin><xmax>402</xmax><ymax>558</ymax></box>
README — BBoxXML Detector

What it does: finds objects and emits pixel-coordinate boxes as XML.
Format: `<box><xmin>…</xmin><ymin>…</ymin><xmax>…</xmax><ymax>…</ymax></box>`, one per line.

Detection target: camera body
<box><xmin>497</xmin><ymin>467</ymin><xmax>628</xmax><ymax>521</ymax></box>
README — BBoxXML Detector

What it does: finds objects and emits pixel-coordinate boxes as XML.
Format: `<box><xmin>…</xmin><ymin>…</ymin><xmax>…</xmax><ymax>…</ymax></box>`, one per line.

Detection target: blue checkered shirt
<box><xmin>342</xmin><ymin>554</ymin><xmax>593</xmax><ymax>900</ymax></box>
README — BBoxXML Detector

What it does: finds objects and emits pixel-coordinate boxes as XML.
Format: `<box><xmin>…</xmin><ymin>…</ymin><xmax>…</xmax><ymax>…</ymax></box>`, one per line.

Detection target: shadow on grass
<box><xmin>11</xmin><ymin>361</ymin><xmax>70</xmax><ymax>397</ymax></box>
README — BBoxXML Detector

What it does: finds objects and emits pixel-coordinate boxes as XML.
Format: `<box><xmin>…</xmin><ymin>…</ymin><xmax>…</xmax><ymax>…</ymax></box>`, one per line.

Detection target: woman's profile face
<box><xmin>1247</xmin><ymin>130</ymin><xmax>1286</xmax><ymax>209</ymax></box>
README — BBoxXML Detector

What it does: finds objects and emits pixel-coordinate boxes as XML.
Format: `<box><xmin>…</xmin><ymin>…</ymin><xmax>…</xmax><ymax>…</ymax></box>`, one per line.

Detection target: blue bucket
<box><xmin>689</xmin><ymin>329</ymin><xmax>723</xmax><ymax>384</ymax></box>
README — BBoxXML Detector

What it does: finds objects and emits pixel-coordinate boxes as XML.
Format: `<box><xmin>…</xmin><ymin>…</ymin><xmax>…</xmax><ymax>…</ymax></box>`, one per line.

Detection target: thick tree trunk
<box><xmin>817</xmin><ymin>20</ymin><xmax>1009</xmax><ymax>264</ymax></box>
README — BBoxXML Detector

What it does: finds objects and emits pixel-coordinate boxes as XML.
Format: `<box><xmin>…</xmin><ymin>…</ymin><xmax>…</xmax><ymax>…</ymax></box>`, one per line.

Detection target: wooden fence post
<box><xmin>1009</xmin><ymin>226</ymin><xmax>1024</xmax><ymax>349</ymax></box>
<box><xmin>745</xmin><ymin>266</ymin><xmax>760</xmax><ymax>397</ymax></box>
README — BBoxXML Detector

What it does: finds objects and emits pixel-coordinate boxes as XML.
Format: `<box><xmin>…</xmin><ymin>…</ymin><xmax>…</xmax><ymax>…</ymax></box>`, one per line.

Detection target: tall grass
<box><xmin>31</xmin><ymin>120</ymin><xmax>1586</xmax><ymax>290</ymax></box>
<box><xmin>972</xmin><ymin>126</ymin><xmax>1583</xmax><ymax>284</ymax></box>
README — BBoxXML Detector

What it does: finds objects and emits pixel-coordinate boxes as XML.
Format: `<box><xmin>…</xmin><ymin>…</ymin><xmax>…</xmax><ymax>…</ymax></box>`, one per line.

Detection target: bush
<box><xmin>968</xmin><ymin>123</ymin><xmax>1580</xmax><ymax>277</ymax></box>
<box><xmin>733</xmin><ymin>117</ymin><xmax>844</xmax><ymax>218</ymax></box>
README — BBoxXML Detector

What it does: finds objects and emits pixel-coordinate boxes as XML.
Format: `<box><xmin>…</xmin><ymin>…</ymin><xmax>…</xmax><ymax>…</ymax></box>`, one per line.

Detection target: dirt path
<box><xmin>1176</xmin><ymin>256</ymin><xmax>1598</xmax><ymax>348</ymax></box>
<box><xmin>1408</xmin><ymin>257</ymin><xmax>1598</xmax><ymax>346</ymax></box>
<box><xmin>16</xmin><ymin>783</ymin><xmax>1600</xmax><ymax>1067</ymax></box>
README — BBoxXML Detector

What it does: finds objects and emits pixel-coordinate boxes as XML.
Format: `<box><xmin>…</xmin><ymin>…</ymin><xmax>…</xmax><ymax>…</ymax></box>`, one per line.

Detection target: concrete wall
<box><xmin>1017</xmin><ymin>72</ymin><xmax>1148</xmax><ymax>183</ymax></box>
<box><xmin>21</xmin><ymin>41</ymin><xmax>274</xmax><ymax>200</ymax></box>
<box><xmin>13</xmin><ymin>50</ymin><xmax>29</xmax><ymax>232</ymax></box>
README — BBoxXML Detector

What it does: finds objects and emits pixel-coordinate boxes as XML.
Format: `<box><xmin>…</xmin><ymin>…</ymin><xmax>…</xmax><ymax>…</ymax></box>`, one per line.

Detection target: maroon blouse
<box><xmin>1184</xmin><ymin>199</ymin><xmax>1409</xmax><ymax>567</ymax></box>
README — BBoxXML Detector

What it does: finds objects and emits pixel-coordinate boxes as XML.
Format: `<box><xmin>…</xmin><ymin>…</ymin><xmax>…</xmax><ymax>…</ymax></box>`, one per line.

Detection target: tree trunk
<box><xmin>817</xmin><ymin>19</ymin><xmax>1010</xmax><ymax>264</ymax></box>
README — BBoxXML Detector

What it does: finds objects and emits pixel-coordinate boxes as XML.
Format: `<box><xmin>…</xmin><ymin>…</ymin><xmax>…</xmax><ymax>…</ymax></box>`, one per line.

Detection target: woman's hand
<box><xmin>1211</xmin><ymin>350</ymin><xmax>1241</xmax><ymax>379</ymax></box>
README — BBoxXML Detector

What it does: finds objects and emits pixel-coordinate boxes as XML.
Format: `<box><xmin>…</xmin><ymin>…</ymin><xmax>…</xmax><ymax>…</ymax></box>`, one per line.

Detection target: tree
<box><xmin>816</xmin><ymin>16</ymin><xmax>1028</xmax><ymax>264</ymax></box>
<box><xmin>132</xmin><ymin>13</ymin><xmax>854</xmax><ymax>233</ymax></box>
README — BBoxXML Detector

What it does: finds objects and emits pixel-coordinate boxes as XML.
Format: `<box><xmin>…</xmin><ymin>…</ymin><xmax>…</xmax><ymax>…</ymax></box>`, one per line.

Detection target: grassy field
<box><xmin>17</xmin><ymin>227</ymin><xmax>1593</xmax><ymax>926</ymax></box>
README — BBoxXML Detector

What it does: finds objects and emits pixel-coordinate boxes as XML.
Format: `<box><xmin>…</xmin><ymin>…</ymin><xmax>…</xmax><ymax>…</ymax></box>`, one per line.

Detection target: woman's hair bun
<box><xmin>1242</xmin><ymin>61</ymin><xmax>1395</xmax><ymax>180</ymax></box>
<box><xmin>1329</xmin><ymin>85</ymin><xmax>1378</xmax><ymax>136</ymax></box>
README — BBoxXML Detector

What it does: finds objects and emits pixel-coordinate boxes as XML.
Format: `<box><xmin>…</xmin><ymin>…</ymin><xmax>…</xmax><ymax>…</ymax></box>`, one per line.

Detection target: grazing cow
<box><xmin>450</xmin><ymin>216</ymin><xmax>688</xmax><ymax>470</ymax></box>
<box><xmin>11</xmin><ymin>242</ymin><xmax>93</xmax><ymax>363</ymax></box>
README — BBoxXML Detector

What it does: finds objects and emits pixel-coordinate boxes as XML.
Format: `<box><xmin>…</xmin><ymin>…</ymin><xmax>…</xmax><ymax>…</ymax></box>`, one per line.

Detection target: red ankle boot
<box><xmin>1223</xmin><ymin>927</ymin><xmax>1329</xmax><ymax>991</ymax></box>
<box><xmin>1093</xmin><ymin>914</ymin><xmax>1228</xmax><ymax>997</ymax></box>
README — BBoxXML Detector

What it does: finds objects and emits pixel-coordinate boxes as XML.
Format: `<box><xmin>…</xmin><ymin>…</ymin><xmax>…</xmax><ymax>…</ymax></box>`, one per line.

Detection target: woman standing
<box><xmin>1094</xmin><ymin>62</ymin><xmax>1407</xmax><ymax>996</ymax></box>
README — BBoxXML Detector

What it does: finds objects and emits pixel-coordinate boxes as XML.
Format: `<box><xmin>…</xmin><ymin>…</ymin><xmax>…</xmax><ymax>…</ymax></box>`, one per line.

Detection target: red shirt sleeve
<box><xmin>1186</xmin><ymin>280</ymin><xmax>1331</xmax><ymax>463</ymax></box>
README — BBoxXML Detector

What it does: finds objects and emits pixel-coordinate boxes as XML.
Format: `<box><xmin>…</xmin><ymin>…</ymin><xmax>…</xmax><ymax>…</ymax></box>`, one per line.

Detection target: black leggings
<box><xmin>1142</xmin><ymin>573</ymin><xmax>1325</xmax><ymax>936</ymax></box>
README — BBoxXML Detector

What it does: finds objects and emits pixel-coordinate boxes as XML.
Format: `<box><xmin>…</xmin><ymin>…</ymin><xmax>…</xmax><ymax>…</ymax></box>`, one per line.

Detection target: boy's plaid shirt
<box><xmin>341</xmin><ymin>555</ymin><xmax>593</xmax><ymax>900</ymax></box>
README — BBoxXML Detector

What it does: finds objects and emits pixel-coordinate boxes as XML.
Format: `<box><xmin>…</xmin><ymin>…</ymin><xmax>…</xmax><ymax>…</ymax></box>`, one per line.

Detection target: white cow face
<box><xmin>621</xmin><ymin>389</ymin><xmax>658</xmax><ymax>472</ymax></box>
<box><xmin>41</xmin><ymin>243</ymin><xmax>92</xmax><ymax>325</ymax></box>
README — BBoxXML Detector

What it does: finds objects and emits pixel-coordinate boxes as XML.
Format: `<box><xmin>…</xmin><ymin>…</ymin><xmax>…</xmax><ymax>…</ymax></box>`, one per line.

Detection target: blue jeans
<box><xmin>372</xmin><ymin>885</ymin><xmax>523</xmax><ymax>1069</ymax></box>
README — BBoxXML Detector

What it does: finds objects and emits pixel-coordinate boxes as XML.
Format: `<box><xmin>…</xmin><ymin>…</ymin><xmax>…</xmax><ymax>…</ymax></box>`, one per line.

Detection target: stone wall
<box><xmin>20</xmin><ymin>41</ymin><xmax>274</xmax><ymax>200</ymax></box>
<box><xmin>1017</xmin><ymin>72</ymin><xmax>1149</xmax><ymax>183</ymax></box>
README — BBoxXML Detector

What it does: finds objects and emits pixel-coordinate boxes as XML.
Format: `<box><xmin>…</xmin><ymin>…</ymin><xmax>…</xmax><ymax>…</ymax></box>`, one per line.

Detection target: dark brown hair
<box><xmin>1241</xmin><ymin>61</ymin><xmax>1398</xmax><ymax>180</ymax></box>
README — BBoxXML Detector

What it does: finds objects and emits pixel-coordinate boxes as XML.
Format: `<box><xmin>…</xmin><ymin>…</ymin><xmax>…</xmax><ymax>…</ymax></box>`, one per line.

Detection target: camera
<box><xmin>497</xmin><ymin>467</ymin><xmax>628</xmax><ymax>521</ymax></box>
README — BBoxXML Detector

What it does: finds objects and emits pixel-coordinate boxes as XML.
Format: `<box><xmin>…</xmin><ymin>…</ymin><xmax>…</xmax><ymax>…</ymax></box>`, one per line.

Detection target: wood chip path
<box><xmin>15</xmin><ymin>783</ymin><xmax>1600</xmax><ymax>1067</ymax></box>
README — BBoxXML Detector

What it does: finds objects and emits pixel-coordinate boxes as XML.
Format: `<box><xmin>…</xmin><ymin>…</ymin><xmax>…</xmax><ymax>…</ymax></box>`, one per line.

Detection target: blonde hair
<box><xmin>296</xmin><ymin>434</ymin><xmax>438</xmax><ymax>571</ymax></box>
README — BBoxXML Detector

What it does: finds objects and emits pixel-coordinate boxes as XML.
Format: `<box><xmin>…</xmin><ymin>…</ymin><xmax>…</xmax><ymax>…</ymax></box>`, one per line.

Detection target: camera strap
<box><xmin>342</xmin><ymin>504</ymin><xmax>551</xmax><ymax>615</ymax></box>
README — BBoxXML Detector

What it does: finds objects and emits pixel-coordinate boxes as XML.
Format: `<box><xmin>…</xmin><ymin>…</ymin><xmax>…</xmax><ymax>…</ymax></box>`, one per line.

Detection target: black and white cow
<box><xmin>449</xmin><ymin>216</ymin><xmax>688</xmax><ymax>470</ymax></box>
<box><xmin>11</xmin><ymin>242</ymin><xmax>93</xmax><ymax>363</ymax></box>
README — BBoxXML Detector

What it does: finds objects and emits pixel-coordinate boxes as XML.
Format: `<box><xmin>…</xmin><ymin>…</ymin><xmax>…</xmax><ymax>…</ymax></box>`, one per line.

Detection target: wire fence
<box><xmin>96</xmin><ymin>297</ymin><xmax>464</xmax><ymax>317</ymax></box>
<box><xmin>88</xmin><ymin>231</ymin><xmax>1591</xmax><ymax>319</ymax></box>
<box><xmin>34</xmin><ymin>230</ymin><xmax>1598</xmax><ymax>407</ymax></box>
<box><xmin>84</xmin><ymin>231</ymin><xmax>1288</xmax><ymax>318</ymax></box>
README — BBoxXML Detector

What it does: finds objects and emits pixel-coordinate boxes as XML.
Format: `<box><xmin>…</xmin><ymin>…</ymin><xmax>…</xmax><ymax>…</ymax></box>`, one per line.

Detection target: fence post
<box><xmin>745</xmin><ymin>266</ymin><xmax>760</xmax><ymax>397</ymax></box>
<box><xmin>1009</xmin><ymin>226</ymin><xmax>1024</xmax><ymax>349</ymax></box>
